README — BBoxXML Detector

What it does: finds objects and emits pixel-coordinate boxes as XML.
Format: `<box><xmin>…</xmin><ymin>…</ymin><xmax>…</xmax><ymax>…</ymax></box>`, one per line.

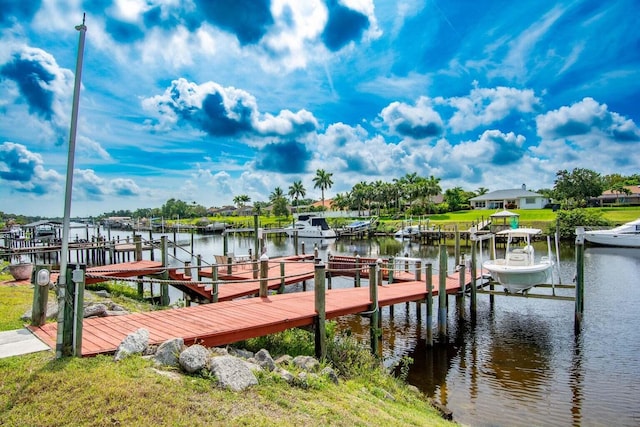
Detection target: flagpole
<box><xmin>56</xmin><ymin>14</ymin><xmax>87</xmax><ymax>358</ymax></box>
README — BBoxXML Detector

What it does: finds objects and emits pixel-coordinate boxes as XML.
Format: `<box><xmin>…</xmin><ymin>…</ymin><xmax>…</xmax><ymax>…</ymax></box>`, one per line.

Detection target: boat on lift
<box><xmin>481</xmin><ymin>228</ymin><xmax>556</xmax><ymax>294</ymax></box>
<box><xmin>285</xmin><ymin>214</ymin><xmax>337</xmax><ymax>239</ymax></box>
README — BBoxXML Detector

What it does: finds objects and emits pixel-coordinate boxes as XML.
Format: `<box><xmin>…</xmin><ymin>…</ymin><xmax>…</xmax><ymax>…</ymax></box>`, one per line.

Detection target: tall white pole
<box><xmin>56</xmin><ymin>15</ymin><xmax>87</xmax><ymax>358</ymax></box>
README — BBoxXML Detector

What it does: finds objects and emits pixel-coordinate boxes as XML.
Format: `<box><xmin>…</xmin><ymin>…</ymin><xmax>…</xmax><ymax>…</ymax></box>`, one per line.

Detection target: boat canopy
<box><xmin>495</xmin><ymin>227</ymin><xmax>542</xmax><ymax>237</ymax></box>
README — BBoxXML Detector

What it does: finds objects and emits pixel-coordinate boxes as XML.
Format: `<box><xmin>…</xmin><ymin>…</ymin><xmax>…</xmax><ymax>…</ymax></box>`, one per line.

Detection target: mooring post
<box><xmin>31</xmin><ymin>265</ymin><xmax>51</xmax><ymax>327</ymax></box>
<box><xmin>470</xmin><ymin>244</ymin><xmax>477</xmax><ymax>321</ymax></box>
<box><xmin>369</xmin><ymin>262</ymin><xmax>380</xmax><ymax>355</ymax></box>
<box><xmin>71</xmin><ymin>264</ymin><xmax>85</xmax><ymax>357</ymax></box>
<box><xmin>259</xmin><ymin>254</ymin><xmax>269</xmax><ymax>297</ymax></box>
<box><xmin>223</xmin><ymin>233</ymin><xmax>228</xmax><ymax>259</ymax></box>
<box><xmin>457</xmin><ymin>256</ymin><xmax>466</xmax><ymax>321</ymax></box>
<box><xmin>211</xmin><ymin>265</ymin><xmax>219</xmax><ymax>303</ymax></box>
<box><xmin>575</xmin><ymin>233</ymin><xmax>585</xmax><ymax>333</ymax></box>
<box><xmin>438</xmin><ymin>245</ymin><xmax>448</xmax><ymax>340</ymax></box>
<box><xmin>160</xmin><ymin>236</ymin><xmax>169</xmax><ymax>306</ymax></box>
<box><xmin>184</xmin><ymin>260</ymin><xmax>191</xmax><ymax>278</ymax></box>
<box><xmin>314</xmin><ymin>262</ymin><xmax>327</xmax><ymax>360</ymax></box>
<box><xmin>278</xmin><ymin>261</ymin><xmax>286</xmax><ymax>294</ymax></box>
<box><xmin>426</xmin><ymin>262</ymin><xmax>433</xmax><ymax>347</ymax></box>
<box><xmin>253</xmin><ymin>214</ymin><xmax>259</xmax><ymax>258</ymax></box>
<box><xmin>148</xmin><ymin>229</ymin><xmax>154</xmax><ymax>261</ymax></box>
<box><xmin>196</xmin><ymin>255</ymin><xmax>202</xmax><ymax>281</ymax></box>
<box><xmin>355</xmin><ymin>255</ymin><xmax>361</xmax><ymax>287</ymax></box>
<box><xmin>388</xmin><ymin>257</ymin><xmax>394</xmax><ymax>317</ymax></box>
<box><xmin>454</xmin><ymin>224</ymin><xmax>460</xmax><ymax>266</ymax></box>
<box><xmin>134</xmin><ymin>234</ymin><xmax>142</xmax><ymax>261</ymax></box>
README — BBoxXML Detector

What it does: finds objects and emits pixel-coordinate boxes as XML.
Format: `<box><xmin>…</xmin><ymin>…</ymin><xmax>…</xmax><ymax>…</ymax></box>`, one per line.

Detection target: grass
<box><xmin>0</xmin><ymin>275</ymin><xmax>457</xmax><ymax>427</ymax></box>
<box><xmin>0</xmin><ymin>352</ymin><xmax>454</xmax><ymax>426</ymax></box>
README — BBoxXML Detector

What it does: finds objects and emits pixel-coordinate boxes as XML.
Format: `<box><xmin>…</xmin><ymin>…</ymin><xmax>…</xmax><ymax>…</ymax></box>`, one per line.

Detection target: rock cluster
<box><xmin>113</xmin><ymin>328</ymin><xmax>339</xmax><ymax>391</ymax></box>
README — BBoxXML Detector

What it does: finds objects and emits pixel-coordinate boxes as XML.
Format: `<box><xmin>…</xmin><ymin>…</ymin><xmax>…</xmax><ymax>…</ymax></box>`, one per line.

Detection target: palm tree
<box><xmin>269</xmin><ymin>187</ymin><xmax>285</xmax><ymax>203</ymax></box>
<box><xmin>312</xmin><ymin>169</ymin><xmax>333</xmax><ymax>211</ymax></box>
<box><xmin>233</xmin><ymin>194</ymin><xmax>250</xmax><ymax>209</ymax></box>
<box><xmin>288</xmin><ymin>180</ymin><xmax>306</xmax><ymax>208</ymax></box>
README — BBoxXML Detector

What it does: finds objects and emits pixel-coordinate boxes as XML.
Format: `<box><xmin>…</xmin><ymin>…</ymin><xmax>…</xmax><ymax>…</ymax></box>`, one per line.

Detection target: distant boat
<box><xmin>35</xmin><ymin>224</ymin><xmax>56</xmax><ymax>238</ymax></box>
<box><xmin>204</xmin><ymin>222</ymin><xmax>226</xmax><ymax>233</ymax></box>
<box><xmin>394</xmin><ymin>225</ymin><xmax>421</xmax><ymax>239</ymax></box>
<box><xmin>285</xmin><ymin>214</ymin><xmax>337</xmax><ymax>239</ymax></box>
<box><xmin>481</xmin><ymin>228</ymin><xmax>556</xmax><ymax>294</ymax></box>
<box><xmin>344</xmin><ymin>217</ymin><xmax>378</xmax><ymax>233</ymax></box>
<box><xmin>583</xmin><ymin>218</ymin><xmax>640</xmax><ymax>248</ymax></box>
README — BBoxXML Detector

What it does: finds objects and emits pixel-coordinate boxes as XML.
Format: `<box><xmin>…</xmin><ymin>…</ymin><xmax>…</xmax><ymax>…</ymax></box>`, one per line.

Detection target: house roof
<box><xmin>599</xmin><ymin>185</ymin><xmax>640</xmax><ymax>196</ymax></box>
<box><xmin>469</xmin><ymin>188</ymin><xmax>544</xmax><ymax>201</ymax></box>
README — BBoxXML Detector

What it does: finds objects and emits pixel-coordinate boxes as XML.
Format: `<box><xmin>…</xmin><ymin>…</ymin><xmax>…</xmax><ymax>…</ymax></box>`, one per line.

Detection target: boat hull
<box><xmin>583</xmin><ymin>233</ymin><xmax>640</xmax><ymax>248</ymax></box>
<box><xmin>285</xmin><ymin>229</ymin><xmax>337</xmax><ymax>239</ymax></box>
<box><xmin>483</xmin><ymin>261</ymin><xmax>553</xmax><ymax>293</ymax></box>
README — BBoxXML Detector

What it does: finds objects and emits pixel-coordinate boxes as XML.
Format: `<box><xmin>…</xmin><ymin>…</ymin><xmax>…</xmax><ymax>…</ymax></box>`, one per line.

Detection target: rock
<box><xmin>151</xmin><ymin>368</ymin><xmax>182</xmax><ymax>381</ymax></box>
<box><xmin>292</xmin><ymin>355</ymin><xmax>320</xmax><ymax>372</ymax></box>
<box><xmin>83</xmin><ymin>303</ymin><xmax>107</xmax><ymax>318</ymax></box>
<box><xmin>274</xmin><ymin>354</ymin><xmax>293</xmax><ymax>366</ymax></box>
<box><xmin>254</xmin><ymin>349</ymin><xmax>276</xmax><ymax>372</ymax></box>
<box><xmin>227</xmin><ymin>347</ymin><xmax>253</xmax><ymax>359</ymax></box>
<box><xmin>208</xmin><ymin>355</ymin><xmax>258</xmax><ymax>392</ymax></box>
<box><xmin>154</xmin><ymin>338</ymin><xmax>184</xmax><ymax>367</ymax></box>
<box><xmin>105</xmin><ymin>310</ymin><xmax>130</xmax><ymax>316</ymax></box>
<box><xmin>179</xmin><ymin>344</ymin><xmax>210</xmax><ymax>374</ymax></box>
<box><xmin>277</xmin><ymin>367</ymin><xmax>294</xmax><ymax>383</ymax></box>
<box><xmin>321</xmin><ymin>366</ymin><xmax>339</xmax><ymax>384</ymax></box>
<box><xmin>21</xmin><ymin>302</ymin><xmax>58</xmax><ymax>322</ymax></box>
<box><xmin>94</xmin><ymin>290</ymin><xmax>110</xmax><ymax>298</ymax></box>
<box><xmin>114</xmin><ymin>328</ymin><xmax>149</xmax><ymax>361</ymax></box>
<box><xmin>107</xmin><ymin>302</ymin><xmax>126</xmax><ymax>311</ymax></box>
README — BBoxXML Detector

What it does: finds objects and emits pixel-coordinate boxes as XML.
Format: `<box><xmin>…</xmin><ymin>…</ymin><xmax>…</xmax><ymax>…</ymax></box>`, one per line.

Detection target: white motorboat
<box><xmin>583</xmin><ymin>218</ymin><xmax>640</xmax><ymax>248</ymax></box>
<box><xmin>394</xmin><ymin>225</ymin><xmax>420</xmax><ymax>239</ymax></box>
<box><xmin>285</xmin><ymin>214</ymin><xmax>337</xmax><ymax>239</ymax></box>
<box><xmin>481</xmin><ymin>228</ymin><xmax>555</xmax><ymax>293</ymax></box>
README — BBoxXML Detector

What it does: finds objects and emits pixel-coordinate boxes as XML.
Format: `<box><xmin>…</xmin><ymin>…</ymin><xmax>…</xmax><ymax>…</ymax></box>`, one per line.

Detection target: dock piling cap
<box><xmin>260</xmin><ymin>253</ymin><xmax>269</xmax><ymax>261</ymax></box>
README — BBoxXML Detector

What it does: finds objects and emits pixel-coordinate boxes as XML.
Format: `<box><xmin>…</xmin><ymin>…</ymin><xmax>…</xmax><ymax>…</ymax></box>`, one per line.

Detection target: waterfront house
<box><xmin>469</xmin><ymin>185</ymin><xmax>548</xmax><ymax>210</ymax></box>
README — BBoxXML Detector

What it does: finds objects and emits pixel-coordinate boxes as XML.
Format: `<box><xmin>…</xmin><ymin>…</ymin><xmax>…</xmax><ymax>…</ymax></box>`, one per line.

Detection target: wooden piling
<box><xmin>160</xmin><ymin>236</ymin><xmax>169</xmax><ymax>306</ymax></box>
<box><xmin>259</xmin><ymin>254</ymin><xmax>269</xmax><ymax>297</ymax></box>
<box><xmin>470</xmin><ymin>245</ymin><xmax>477</xmax><ymax>320</ymax></box>
<box><xmin>575</xmin><ymin>233</ymin><xmax>585</xmax><ymax>332</ymax></box>
<box><xmin>438</xmin><ymin>245</ymin><xmax>447</xmax><ymax>340</ymax></box>
<box><xmin>426</xmin><ymin>262</ymin><xmax>433</xmax><ymax>347</ymax></box>
<box><xmin>314</xmin><ymin>262</ymin><xmax>326</xmax><ymax>360</ymax></box>
<box><xmin>279</xmin><ymin>261</ymin><xmax>286</xmax><ymax>294</ymax></box>
<box><xmin>457</xmin><ymin>258</ymin><xmax>465</xmax><ymax>321</ymax></box>
<box><xmin>369</xmin><ymin>262</ymin><xmax>379</xmax><ymax>355</ymax></box>
<box><xmin>31</xmin><ymin>265</ymin><xmax>50</xmax><ymax>327</ymax></box>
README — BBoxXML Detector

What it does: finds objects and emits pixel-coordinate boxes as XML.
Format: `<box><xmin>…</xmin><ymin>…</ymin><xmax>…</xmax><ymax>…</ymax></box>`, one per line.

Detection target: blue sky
<box><xmin>1</xmin><ymin>0</ymin><xmax>639</xmax><ymax>217</ymax></box>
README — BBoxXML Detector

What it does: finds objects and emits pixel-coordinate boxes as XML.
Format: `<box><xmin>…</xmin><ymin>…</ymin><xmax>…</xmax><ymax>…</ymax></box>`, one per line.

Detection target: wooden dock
<box><xmin>30</xmin><ymin>271</ymin><xmax>465</xmax><ymax>356</ymax></box>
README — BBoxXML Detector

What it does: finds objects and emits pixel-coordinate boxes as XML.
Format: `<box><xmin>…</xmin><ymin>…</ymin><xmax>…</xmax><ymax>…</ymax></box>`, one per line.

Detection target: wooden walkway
<box><xmin>30</xmin><ymin>272</ymin><xmax>465</xmax><ymax>356</ymax></box>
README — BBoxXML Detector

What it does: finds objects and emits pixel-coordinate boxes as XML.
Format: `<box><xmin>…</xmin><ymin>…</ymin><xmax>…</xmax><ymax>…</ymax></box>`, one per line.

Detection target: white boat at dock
<box><xmin>582</xmin><ymin>218</ymin><xmax>640</xmax><ymax>248</ymax></box>
<box><xmin>285</xmin><ymin>214</ymin><xmax>337</xmax><ymax>239</ymax></box>
<box><xmin>394</xmin><ymin>225</ymin><xmax>421</xmax><ymax>239</ymax></box>
<box><xmin>480</xmin><ymin>228</ymin><xmax>557</xmax><ymax>294</ymax></box>
<box><xmin>344</xmin><ymin>217</ymin><xmax>378</xmax><ymax>233</ymax></box>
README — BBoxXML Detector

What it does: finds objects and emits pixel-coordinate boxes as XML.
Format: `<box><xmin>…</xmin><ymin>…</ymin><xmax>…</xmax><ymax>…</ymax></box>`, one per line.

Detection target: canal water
<box><xmin>102</xmin><ymin>230</ymin><xmax>640</xmax><ymax>426</ymax></box>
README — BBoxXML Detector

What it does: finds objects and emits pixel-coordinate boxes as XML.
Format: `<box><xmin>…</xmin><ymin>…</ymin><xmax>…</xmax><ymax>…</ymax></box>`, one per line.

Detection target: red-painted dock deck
<box><xmin>30</xmin><ymin>272</ymin><xmax>465</xmax><ymax>356</ymax></box>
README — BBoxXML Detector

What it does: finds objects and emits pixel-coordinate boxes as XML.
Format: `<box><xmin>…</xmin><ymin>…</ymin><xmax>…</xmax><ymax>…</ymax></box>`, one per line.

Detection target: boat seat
<box><xmin>506</xmin><ymin>252</ymin><xmax>529</xmax><ymax>266</ymax></box>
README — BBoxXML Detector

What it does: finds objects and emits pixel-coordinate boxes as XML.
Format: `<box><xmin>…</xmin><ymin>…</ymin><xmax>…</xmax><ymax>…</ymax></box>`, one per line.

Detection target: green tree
<box><xmin>272</xmin><ymin>197</ymin><xmax>289</xmax><ymax>218</ymax></box>
<box><xmin>554</xmin><ymin>168</ymin><xmax>604</xmax><ymax>208</ymax></box>
<box><xmin>443</xmin><ymin>187</ymin><xmax>468</xmax><ymax>212</ymax></box>
<box><xmin>288</xmin><ymin>180</ymin><xmax>306</xmax><ymax>207</ymax></box>
<box><xmin>312</xmin><ymin>169</ymin><xmax>333</xmax><ymax>211</ymax></box>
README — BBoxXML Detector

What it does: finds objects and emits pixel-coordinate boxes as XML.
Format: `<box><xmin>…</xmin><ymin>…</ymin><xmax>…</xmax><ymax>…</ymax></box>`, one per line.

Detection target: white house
<box><xmin>469</xmin><ymin>186</ymin><xmax>549</xmax><ymax>210</ymax></box>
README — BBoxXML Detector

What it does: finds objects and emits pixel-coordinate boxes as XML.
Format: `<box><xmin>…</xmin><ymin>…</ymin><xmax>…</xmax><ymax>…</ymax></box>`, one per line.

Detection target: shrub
<box><xmin>553</xmin><ymin>208</ymin><xmax>611</xmax><ymax>238</ymax></box>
